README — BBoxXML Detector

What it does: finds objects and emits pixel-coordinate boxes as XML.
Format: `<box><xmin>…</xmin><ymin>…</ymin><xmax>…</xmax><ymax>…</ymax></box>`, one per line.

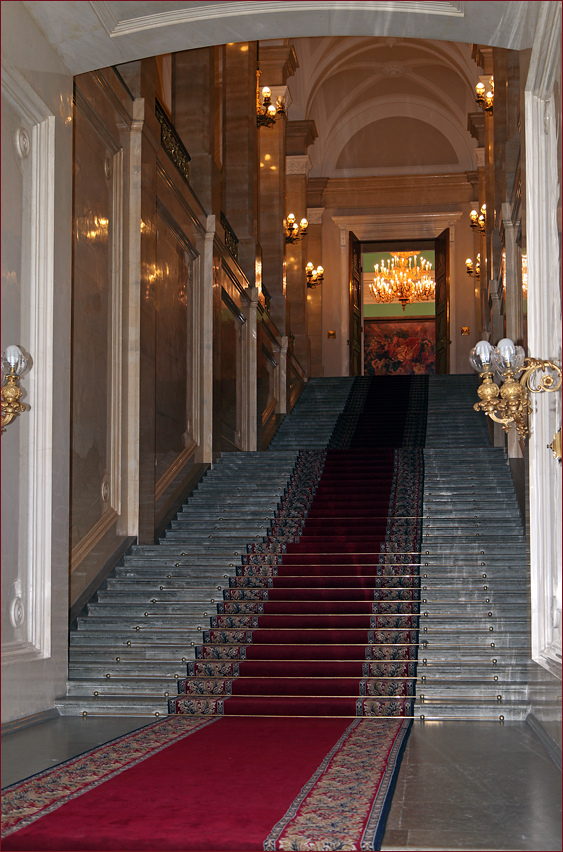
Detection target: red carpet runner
<box><xmin>1</xmin><ymin>716</ymin><xmax>410</xmax><ymax>851</ymax></box>
<box><xmin>169</xmin><ymin>447</ymin><xmax>423</xmax><ymax>717</ymax></box>
<box><xmin>2</xmin><ymin>376</ymin><xmax>427</xmax><ymax>851</ymax></box>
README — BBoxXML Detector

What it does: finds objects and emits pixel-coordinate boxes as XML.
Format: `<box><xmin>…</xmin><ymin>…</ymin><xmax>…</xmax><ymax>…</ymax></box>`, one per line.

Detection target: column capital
<box><xmin>467</xmin><ymin>112</ymin><xmax>485</xmax><ymax>147</ymax></box>
<box><xmin>258</xmin><ymin>44</ymin><xmax>298</xmax><ymax>86</ymax></box>
<box><xmin>473</xmin><ymin>148</ymin><xmax>485</xmax><ymax>169</ymax></box>
<box><xmin>286</xmin><ymin>120</ymin><xmax>318</xmax><ymax>156</ymax></box>
<box><xmin>286</xmin><ymin>155</ymin><xmax>312</xmax><ymax>176</ymax></box>
<box><xmin>306</xmin><ymin>207</ymin><xmax>324</xmax><ymax>226</ymax></box>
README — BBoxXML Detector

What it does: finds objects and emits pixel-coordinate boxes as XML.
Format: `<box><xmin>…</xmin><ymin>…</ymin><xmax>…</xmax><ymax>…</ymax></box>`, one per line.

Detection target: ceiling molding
<box><xmin>21</xmin><ymin>1</ymin><xmax>541</xmax><ymax>76</ymax></box>
<box><xmin>101</xmin><ymin>2</ymin><xmax>466</xmax><ymax>38</ymax></box>
<box><xmin>331</xmin><ymin>211</ymin><xmax>464</xmax><ymax>241</ymax></box>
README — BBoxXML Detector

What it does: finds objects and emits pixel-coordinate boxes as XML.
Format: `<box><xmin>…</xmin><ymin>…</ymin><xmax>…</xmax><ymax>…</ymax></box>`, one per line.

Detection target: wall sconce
<box><xmin>470</xmin><ymin>205</ymin><xmax>486</xmax><ymax>234</ymax></box>
<box><xmin>1</xmin><ymin>345</ymin><xmax>29</xmax><ymax>434</ymax></box>
<box><xmin>256</xmin><ymin>69</ymin><xmax>285</xmax><ymax>128</ymax></box>
<box><xmin>475</xmin><ymin>77</ymin><xmax>494</xmax><ymax>114</ymax></box>
<box><xmin>469</xmin><ymin>338</ymin><xmax>562</xmax><ymax>440</ymax></box>
<box><xmin>465</xmin><ymin>253</ymin><xmax>481</xmax><ymax>277</ymax></box>
<box><xmin>285</xmin><ymin>213</ymin><xmax>308</xmax><ymax>244</ymax></box>
<box><xmin>305</xmin><ymin>262</ymin><xmax>324</xmax><ymax>288</ymax></box>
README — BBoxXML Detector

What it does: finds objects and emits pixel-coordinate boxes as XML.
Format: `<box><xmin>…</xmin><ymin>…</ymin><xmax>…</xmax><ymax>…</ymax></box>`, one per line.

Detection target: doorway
<box><xmin>349</xmin><ymin>231</ymin><xmax>450</xmax><ymax>376</ymax></box>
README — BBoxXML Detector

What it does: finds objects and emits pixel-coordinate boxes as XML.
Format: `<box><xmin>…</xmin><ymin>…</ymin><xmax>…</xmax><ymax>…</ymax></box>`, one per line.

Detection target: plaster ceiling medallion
<box><xmin>382</xmin><ymin>63</ymin><xmax>406</xmax><ymax>77</ymax></box>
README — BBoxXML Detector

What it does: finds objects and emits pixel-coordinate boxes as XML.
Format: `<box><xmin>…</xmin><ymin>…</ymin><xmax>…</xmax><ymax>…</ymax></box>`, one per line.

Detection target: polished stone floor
<box><xmin>2</xmin><ymin>718</ymin><xmax>561</xmax><ymax>851</ymax></box>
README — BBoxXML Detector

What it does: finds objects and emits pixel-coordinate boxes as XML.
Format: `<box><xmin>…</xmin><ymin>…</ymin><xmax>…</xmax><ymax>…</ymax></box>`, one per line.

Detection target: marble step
<box><xmin>69</xmin><ymin>636</ymin><xmax>200</xmax><ymax>655</ymax></box>
<box><xmin>68</xmin><ymin>645</ymin><xmax>198</xmax><ymax>662</ymax></box>
<box><xmin>412</xmin><ymin>698</ymin><xmax>530</xmax><ymax>721</ymax></box>
<box><xmin>86</xmin><ymin>602</ymin><xmax>222</xmax><ymax>618</ymax></box>
<box><xmin>55</xmin><ymin>695</ymin><xmax>170</xmax><ymax>717</ymax></box>
<box><xmin>68</xmin><ymin>660</ymin><xmax>190</xmax><ymax>677</ymax></box>
<box><xmin>66</xmin><ymin>677</ymin><xmax>182</xmax><ymax>696</ymax></box>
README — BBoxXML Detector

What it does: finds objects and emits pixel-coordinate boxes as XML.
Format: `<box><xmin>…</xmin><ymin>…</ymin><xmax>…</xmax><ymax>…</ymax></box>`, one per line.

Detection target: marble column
<box><xmin>172</xmin><ymin>47</ymin><xmax>221</xmax><ymax>218</ymax></box>
<box><xmin>306</xmin><ymin>206</ymin><xmax>324</xmax><ymax>376</ymax></box>
<box><xmin>121</xmin><ymin>59</ymin><xmax>161</xmax><ymax>544</ymax></box>
<box><xmin>257</xmin><ymin>44</ymin><xmax>297</xmax><ymax>334</ymax></box>
<box><xmin>223</xmin><ymin>41</ymin><xmax>260</xmax><ymax>286</ymax></box>
<box><xmin>285</xmin><ymin>120</ymin><xmax>317</xmax><ymax>374</ymax></box>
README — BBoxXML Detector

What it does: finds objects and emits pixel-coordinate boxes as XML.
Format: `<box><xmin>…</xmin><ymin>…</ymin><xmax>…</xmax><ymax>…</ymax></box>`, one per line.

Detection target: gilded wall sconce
<box><xmin>469</xmin><ymin>338</ymin><xmax>562</xmax><ymax>440</ymax></box>
<box><xmin>465</xmin><ymin>254</ymin><xmax>480</xmax><ymax>277</ymax></box>
<box><xmin>475</xmin><ymin>77</ymin><xmax>494</xmax><ymax>114</ymax></box>
<box><xmin>256</xmin><ymin>69</ymin><xmax>286</xmax><ymax>128</ymax></box>
<box><xmin>285</xmin><ymin>214</ymin><xmax>308</xmax><ymax>244</ymax></box>
<box><xmin>305</xmin><ymin>262</ymin><xmax>324</xmax><ymax>288</ymax></box>
<box><xmin>1</xmin><ymin>345</ymin><xmax>29</xmax><ymax>434</ymax></box>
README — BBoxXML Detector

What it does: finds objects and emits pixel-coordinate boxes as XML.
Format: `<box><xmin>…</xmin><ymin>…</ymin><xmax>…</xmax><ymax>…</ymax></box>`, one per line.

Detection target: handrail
<box><xmin>220</xmin><ymin>211</ymin><xmax>239</xmax><ymax>262</ymax></box>
<box><xmin>155</xmin><ymin>98</ymin><xmax>191</xmax><ymax>186</ymax></box>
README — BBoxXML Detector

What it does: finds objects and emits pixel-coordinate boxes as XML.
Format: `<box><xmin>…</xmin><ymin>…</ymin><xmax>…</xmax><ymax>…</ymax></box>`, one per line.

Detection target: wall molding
<box><xmin>525</xmin><ymin>5</ymin><xmax>562</xmax><ymax>677</ymax></box>
<box><xmin>70</xmin><ymin>508</ymin><xmax>118</xmax><ymax>570</ymax></box>
<box><xmin>154</xmin><ymin>440</ymin><xmax>197</xmax><ymax>501</ymax></box>
<box><xmin>1</xmin><ymin>708</ymin><xmax>60</xmax><ymax>736</ymax></box>
<box><xmin>1</xmin><ymin>58</ymin><xmax>55</xmax><ymax>661</ymax></box>
<box><xmin>526</xmin><ymin>713</ymin><xmax>563</xmax><ymax>770</ymax></box>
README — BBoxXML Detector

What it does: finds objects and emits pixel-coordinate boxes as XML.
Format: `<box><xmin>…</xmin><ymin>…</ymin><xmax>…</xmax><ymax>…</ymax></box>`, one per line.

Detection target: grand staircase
<box><xmin>59</xmin><ymin>452</ymin><xmax>301</xmax><ymax>716</ymax></box>
<box><xmin>57</xmin><ymin>375</ymin><xmax>532</xmax><ymax>721</ymax></box>
<box><xmin>415</xmin><ymin>375</ymin><xmax>531</xmax><ymax>720</ymax></box>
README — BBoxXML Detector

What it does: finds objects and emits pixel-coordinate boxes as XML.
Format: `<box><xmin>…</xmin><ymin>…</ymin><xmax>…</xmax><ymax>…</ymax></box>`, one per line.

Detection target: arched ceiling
<box><xmin>20</xmin><ymin>1</ymin><xmax>543</xmax><ymax>76</ymax></box>
<box><xmin>287</xmin><ymin>37</ymin><xmax>478</xmax><ymax>177</ymax></box>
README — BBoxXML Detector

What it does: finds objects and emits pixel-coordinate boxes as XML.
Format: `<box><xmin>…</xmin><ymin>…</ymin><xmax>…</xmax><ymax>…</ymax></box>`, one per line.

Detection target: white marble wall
<box><xmin>1</xmin><ymin>2</ymin><xmax>72</xmax><ymax>724</ymax></box>
<box><xmin>524</xmin><ymin>2</ymin><xmax>562</xmax><ymax>686</ymax></box>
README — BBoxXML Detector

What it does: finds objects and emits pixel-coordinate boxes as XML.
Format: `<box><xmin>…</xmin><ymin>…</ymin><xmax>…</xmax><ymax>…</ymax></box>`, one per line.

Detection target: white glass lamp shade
<box><xmin>2</xmin><ymin>345</ymin><xmax>28</xmax><ymax>381</ymax></box>
<box><xmin>491</xmin><ymin>338</ymin><xmax>525</xmax><ymax>374</ymax></box>
<box><xmin>469</xmin><ymin>340</ymin><xmax>494</xmax><ymax>372</ymax></box>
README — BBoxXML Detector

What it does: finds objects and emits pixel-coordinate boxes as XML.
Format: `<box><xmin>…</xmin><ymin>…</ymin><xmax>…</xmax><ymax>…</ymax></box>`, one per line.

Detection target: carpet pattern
<box><xmin>264</xmin><ymin>718</ymin><xmax>411</xmax><ymax>851</ymax></box>
<box><xmin>1</xmin><ymin>717</ymin><xmax>217</xmax><ymax>838</ymax></box>
<box><xmin>169</xmin><ymin>377</ymin><xmax>426</xmax><ymax>719</ymax></box>
<box><xmin>1</xmin><ymin>716</ymin><xmax>409</xmax><ymax>851</ymax></box>
<box><xmin>2</xmin><ymin>376</ymin><xmax>427</xmax><ymax>851</ymax></box>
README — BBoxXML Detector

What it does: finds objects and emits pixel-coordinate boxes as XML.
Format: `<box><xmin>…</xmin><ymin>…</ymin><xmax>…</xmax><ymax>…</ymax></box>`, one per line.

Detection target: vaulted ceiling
<box><xmin>287</xmin><ymin>36</ymin><xmax>478</xmax><ymax>177</ymax></box>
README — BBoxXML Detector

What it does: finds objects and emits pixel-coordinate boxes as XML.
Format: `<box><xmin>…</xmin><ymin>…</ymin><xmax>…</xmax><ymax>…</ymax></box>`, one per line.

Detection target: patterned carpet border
<box><xmin>263</xmin><ymin>718</ymin><xmax>411</xmax><ymax>851</ymax></box>
<box><xmin>1</xmin><ymin>716</ymin><xmax>218</xmax><ymax>838</ymax></box>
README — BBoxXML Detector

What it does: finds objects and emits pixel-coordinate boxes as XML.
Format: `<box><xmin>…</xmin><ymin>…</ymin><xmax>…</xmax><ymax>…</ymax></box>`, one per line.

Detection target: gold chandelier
<box><xmin>370</xmin><ymin>251</ymin><xmax>434</xmax><ymax>311</ymax></box>
<box><xmin>475</xmin><ymin>77</ymin><xmax>494</xmax><ymax>114</ymax></box>
<box><xmin>469</xmin><ymin>338</ymin><xmax>562</xmax><ymax>440</ymax></box>
<box><xmin>256</xmin><ymin>69</ymin><xmax>285</xmax><ymax>128</ymax></box>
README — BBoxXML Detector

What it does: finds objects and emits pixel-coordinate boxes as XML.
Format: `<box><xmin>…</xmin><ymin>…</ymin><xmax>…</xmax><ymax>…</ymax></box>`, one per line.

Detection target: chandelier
<box><xmin>369</xmin><ymin>251</ymin><xmax>434</xmax><ymax>311</ymax></box>
<box><xmin>470</xmin><ymin>338</ymin><xmax>561</xmax><ymax>441</ymax></box>
<box><xmin>256</xmin><ymin>69</ymin><xmax>285</xmax><ymax>128</ymax></box>
<box><xmin>284</xmin><ymin>213</ymin><xmax>308</xmax><ymax>243</ymax></box>
<box><xmin>470</xmin><ymin>204</ymin><xmax>486</xmax><ymax>233</ymax></box>
<box><xmin>475</xmin><ymin>76</ymin><xmax>494</xmax><ymax>114</ymax></box>
<box><xmin>305</xmin><ymin>262</ymin><xmax>324</xmax><ymax>288</ymax></box>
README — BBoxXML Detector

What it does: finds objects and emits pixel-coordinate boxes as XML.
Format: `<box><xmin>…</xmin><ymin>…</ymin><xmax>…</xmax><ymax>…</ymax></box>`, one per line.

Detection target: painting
<box><xmin>364</xmin><ymin>317</ymin><xmax>435</xmax><ymax>376</ymax></box>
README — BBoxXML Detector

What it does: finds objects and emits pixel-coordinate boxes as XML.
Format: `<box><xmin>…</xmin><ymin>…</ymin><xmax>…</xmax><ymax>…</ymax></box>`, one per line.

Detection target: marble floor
<box><xmin>2</xmin><ymin>718</ymin><xmax>561</xmax><ymax>851</ymax></box>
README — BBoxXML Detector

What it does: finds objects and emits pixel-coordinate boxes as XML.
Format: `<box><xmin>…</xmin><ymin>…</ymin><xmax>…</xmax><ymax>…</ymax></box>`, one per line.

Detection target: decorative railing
<box><xmin>261</xmin><ymin>283</ymin><xmax>272</xmax><ymax>316</ymax></box>
<box><xmin>155</xmin><ymin>99</ymin><xmax>191</xmax><ymax>186</ymax></box>
<box><xmin>220</xmin><ymin>211</ymin><xmax>239</xmax><ymax>262</ymax></box>
<box><xmin>287</xmin><ymin>346</ymin><xmax>306</xmax><ymax>411</ymax></box>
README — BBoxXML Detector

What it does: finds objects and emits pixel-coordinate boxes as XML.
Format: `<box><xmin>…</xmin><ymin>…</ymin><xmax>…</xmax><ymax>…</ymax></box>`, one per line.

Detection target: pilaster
<box><xmin>284</xmin><ymin>119</ymin><xmax>317</xmax><ymax>375</ymax></box>
<box><xmin>172</xmin><ymin>47</ymin><xmax>220</xmax><ymax>218</ymax></box>
<box><xmin>223</xmin><ymin>41</ymin><xmax>259</xmax><ymax>286</ymax></box>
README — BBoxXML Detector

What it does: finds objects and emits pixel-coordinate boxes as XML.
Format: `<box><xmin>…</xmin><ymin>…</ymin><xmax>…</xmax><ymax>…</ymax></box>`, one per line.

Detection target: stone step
<box><xmin>412</xmin><ymin>698</ymin><xmax>530</xmax><ymax>721</ymax></box>
<box><xmin>68</xmin><ymin>661</ymin><xmax>189</xmax><ymax>677</ymax></box>
<box><xmin>55</xmin><ymin>695</ymin><xmax>169</xmax><ymax>717</ymax></box>
<box><xmin>66</xmin><ymin>677</ymin><xmax>180</xmax><ymax>696</ymax></box>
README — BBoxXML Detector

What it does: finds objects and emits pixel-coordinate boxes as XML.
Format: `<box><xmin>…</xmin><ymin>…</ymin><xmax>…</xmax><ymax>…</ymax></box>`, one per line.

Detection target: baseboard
<box><xmin>526</xmin><ymin>712</ymin><xmax>562</xmax><ymax>770</ymax></box>
<box><xmin>1</xmin><ymin>708</ymin><xmax>60</xmax><ymax>737</ymax></box>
